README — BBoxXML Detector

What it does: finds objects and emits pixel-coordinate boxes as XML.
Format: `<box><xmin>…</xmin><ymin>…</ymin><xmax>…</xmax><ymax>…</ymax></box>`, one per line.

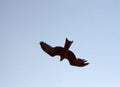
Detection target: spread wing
<box><xmin>40</xmin><ymin>41</ymin><xmax>64</xmax><ymax>57</ymax></box>
<box><xmin>66</xmin><ymin>50</ymin><xmax>89</xmax><ymax>67</ymax></box>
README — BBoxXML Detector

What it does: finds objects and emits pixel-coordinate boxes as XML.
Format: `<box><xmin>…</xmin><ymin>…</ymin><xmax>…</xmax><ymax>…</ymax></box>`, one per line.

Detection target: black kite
<box><xmin>40</xmin><ymin>38</ymin><xmax>89</xmax><ymax>67</ymax></box>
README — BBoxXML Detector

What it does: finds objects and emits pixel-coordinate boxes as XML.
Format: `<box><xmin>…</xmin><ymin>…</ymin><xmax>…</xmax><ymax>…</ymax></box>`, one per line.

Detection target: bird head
<box><xmin>60</xmin><ymin>56</ymin><xmax>64</xmax><ymax>61</ymax></box>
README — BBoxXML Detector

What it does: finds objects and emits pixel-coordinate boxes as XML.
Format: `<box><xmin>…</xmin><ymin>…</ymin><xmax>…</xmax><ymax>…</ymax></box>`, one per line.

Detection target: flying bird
<box><xmin>40</xmin><ymin>38</ymin><xmax>89</xmax><ymax>67</ymax></box>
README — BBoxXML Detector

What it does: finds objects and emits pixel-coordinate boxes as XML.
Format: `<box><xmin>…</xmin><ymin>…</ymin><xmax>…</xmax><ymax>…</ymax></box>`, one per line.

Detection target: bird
<box><xmin>40</xmin><ymin>38</ymin><xmax>89</xmax><ymax>67</ymax></box>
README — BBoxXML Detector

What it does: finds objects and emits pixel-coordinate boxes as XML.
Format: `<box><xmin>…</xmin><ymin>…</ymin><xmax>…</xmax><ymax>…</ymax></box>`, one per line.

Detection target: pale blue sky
<box><xmin>0</xmin><ymin>0</ymin><xmax>120</xmax><ymax>87</ymax></box>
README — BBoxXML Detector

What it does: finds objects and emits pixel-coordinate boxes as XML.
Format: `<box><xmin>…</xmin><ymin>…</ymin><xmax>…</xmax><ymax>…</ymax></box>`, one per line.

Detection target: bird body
<box><xmin>40</xmin><ymin>38</ymin><xmax>89</xmax><ymax>67</ymax></box>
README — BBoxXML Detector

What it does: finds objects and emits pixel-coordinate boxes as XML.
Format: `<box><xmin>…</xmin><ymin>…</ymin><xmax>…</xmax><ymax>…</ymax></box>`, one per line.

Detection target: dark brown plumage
<box><xmin>40</xmin><ymin>38</ymin><xmax>89</xmax><ymax>67</ymax></box>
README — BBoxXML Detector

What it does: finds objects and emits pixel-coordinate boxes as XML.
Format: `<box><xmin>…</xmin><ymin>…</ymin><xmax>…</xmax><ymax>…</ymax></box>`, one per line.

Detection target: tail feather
<box><xmin>64</xmin><ymin>38</ymin><xmax>73</xmax><ymax>50</ymax></box>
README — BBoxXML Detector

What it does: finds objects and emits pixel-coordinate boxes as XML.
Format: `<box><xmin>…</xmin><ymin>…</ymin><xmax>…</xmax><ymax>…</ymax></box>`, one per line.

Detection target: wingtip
<box><xmin>40</xmin><ymin>41</ymin><xmax>45</xmax><ymax>46</ymax></box>
<box><xmin>39</xmin><ymin>41</ymin><xmax>42</xmax><ymax>45</ymax></box>
<box><xmin>74</xmin><ymin>58</ymin><xmax>89</xmax><ymax>67</ymax></box>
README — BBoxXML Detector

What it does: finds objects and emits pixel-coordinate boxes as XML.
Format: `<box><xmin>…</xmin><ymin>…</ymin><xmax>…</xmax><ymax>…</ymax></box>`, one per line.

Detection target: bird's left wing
<box><xmin>40</xmin><ymin>41</ymin><xmax>63</xmax><ymax>57</ymax></box>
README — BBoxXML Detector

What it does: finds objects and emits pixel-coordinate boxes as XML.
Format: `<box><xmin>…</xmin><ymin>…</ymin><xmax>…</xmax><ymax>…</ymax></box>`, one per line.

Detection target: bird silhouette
<box><xmin>40</xmin><ymin>38</ymin><xmax>89</xmax><ymax>67</ymax></box>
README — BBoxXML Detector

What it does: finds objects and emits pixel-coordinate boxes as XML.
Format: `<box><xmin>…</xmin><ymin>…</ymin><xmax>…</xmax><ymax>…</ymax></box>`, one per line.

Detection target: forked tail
<box><xmin>64</xmin><ymin>38</ymin><xmax>73</xmax><ymax>50</ymax></box>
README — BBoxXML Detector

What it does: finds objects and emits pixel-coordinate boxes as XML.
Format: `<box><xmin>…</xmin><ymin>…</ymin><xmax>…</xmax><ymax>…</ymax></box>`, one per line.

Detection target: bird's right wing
<box><xmin>66</xmin><ymin>50</ymin><xmax>89</xmax><ymax>67</ymax></box>
<box><xmin>74</xmin><ymin>58</ymin><xmax>89</xmax><ymax>67</ymax></box>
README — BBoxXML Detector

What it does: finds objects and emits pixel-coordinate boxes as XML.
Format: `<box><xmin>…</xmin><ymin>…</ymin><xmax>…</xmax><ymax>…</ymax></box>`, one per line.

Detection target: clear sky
<box><xmin>0</xmin><ymin>0</ymin><xmax>120</xmax><ymax>87</ymax></box>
